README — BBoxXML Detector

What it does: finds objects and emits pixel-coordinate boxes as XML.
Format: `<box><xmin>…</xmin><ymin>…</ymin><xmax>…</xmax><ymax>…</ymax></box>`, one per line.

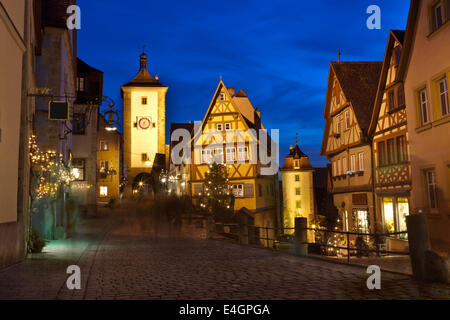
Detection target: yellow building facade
<box><xmin>190</xmin><ymin>81</ymin><xmax>278</xmax><ymax>245</ymax></box>
<box><xmin>280</xmin><ymin>141</ymin><xmax>315</xmax><ymax>237</ymax></box>
<box><xmin>399</xmin><ymin>0</ymin><xmax>450</xmax><ymax>252</ymax></box>
<box><xmin>121</xmin><ymin>51</ymin><xmax>167</xmax><ymax>194</ymax></box>
<box><xmin>97</xmin><ymin>115</ymin><xmax>121</xmax><ymax>204</ymax></box>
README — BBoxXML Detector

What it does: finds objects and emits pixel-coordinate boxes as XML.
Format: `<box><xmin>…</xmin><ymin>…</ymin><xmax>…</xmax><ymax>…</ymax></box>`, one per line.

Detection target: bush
<box><xmin>28</xmin><ymin>230</ymin><xmax>48</xmax><ymax>253</ymax></box>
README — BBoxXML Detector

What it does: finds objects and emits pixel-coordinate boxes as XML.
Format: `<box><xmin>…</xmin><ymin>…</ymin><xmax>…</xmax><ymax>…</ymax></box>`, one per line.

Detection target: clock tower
<box><xmin>121</xmin><ymin>50</ymin><xmax>168</xmax><ymax>194</ymax></box>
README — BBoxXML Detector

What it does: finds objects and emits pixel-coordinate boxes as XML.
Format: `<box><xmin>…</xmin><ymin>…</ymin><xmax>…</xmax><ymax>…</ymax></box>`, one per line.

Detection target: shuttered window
<box><xmin>244</xmin><ymin>183</ymin><xmax>254</xmax><ymax>198</ymax></box>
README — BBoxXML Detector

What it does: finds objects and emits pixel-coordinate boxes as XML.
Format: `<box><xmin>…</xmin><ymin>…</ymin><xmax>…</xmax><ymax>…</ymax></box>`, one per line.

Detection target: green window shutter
<box><xmin>244</xmin><ymin>183</ymin><xmax>254</xmax><ymax>198</ymax></box>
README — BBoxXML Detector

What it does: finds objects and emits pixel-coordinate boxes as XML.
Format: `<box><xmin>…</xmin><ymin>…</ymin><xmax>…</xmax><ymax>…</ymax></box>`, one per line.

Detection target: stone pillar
<box><xmin>295</xmin><ymin>217</ymin><xmax>308</xmax><ymax>256</ymax></box>
<box><xmin>238</xmin><ymin>214</ymin><xmax>249</xmax><ymax>245</ymax></box>
<box><xmin>406</xmin><ymin>214</ymin><xmax>430</xmax><ymax>280</ymax></box>
<box><xmin>205</xmin><ymin>216</ymin><xmax>213</xmax><ymax>239</ymax></box>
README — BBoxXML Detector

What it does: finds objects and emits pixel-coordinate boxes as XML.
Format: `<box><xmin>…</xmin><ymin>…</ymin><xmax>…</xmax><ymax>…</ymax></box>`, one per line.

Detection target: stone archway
<box><xmin>132</xmin><ymin>173</ymin><xmax>154</xmax><ymax>196</ymax></box>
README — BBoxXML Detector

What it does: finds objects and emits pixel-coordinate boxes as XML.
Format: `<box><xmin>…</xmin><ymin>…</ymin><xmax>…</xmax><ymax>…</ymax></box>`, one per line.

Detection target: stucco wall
<box><xmin>404</xmin><ymin>0</ymin><xmax>450</xmax><ymax>251</ymax></box>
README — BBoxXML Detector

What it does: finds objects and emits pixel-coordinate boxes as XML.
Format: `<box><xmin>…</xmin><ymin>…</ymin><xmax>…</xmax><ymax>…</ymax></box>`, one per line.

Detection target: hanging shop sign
<box><xmin>49</xmin><ymin>101</ymin><xmax>69</xmax><ymax>120</ymax></box>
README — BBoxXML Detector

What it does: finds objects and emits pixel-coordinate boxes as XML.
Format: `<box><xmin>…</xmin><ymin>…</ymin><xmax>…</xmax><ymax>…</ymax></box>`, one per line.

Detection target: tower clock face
<box><xmin>138</xmin><ymin>117</ymin><xmax>151</xmax><ymax>129</ymax></box>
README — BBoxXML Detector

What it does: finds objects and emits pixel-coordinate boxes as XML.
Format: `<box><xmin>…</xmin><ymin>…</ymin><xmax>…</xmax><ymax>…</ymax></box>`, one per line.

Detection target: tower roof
<box><xmin>281</xmin><ymin>137</ymin><xmax>313</xmax><ymax>171</ymax></box>
<box><xmin>122</xmin><ymin>51</ymin><xmax>167</xmax><ymax>88</ymax></box>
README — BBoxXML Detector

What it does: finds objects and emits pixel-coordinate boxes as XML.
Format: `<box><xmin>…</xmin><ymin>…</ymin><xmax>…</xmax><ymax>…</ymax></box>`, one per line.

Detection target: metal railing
<box><xmin>211</xmin><ymin>221</ymin><xmax>410</xmax><ymax>264</ymax></box>
<box><xmin>303</xmin><ymin>227</ymin><xmax>410</xmax><ymax>263</ymax></box>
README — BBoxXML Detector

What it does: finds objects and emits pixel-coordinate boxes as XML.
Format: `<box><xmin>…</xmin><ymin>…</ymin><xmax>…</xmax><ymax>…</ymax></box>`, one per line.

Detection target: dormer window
<box><xmin>294</xmin><ymin>160</ymin><xmax>299</xmax><ymax>168</ymax></box>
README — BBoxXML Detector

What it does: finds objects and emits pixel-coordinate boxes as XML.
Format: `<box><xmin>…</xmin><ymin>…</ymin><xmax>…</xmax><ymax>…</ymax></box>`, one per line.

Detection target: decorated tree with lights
<box><xmin>198</xmin><ymin>163</ymin><xmax>234</xmax><ymax>221</ymax></box>
<box><xmin>29</xmin><ymin>134</ymin><xmax>75</xmax><ymax>200</ymax></box>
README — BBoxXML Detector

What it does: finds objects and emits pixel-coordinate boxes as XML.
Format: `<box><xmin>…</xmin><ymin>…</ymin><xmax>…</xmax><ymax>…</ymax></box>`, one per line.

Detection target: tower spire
<box><xmin>140</xmin><ymin>47</ymin><xmax>148</xmax><ymax>71</ymax></box>
<box><xmin>338</xmin><ymin>49</ymin><xmax>341</xmax><ymax>63</ymax></box>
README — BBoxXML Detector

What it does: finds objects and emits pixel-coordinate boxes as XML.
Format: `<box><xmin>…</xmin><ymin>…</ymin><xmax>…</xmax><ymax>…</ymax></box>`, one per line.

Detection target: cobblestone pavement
<box><xmin>0</xmin><ymin>211</ymin><xmax>449</xmax><ymax>300</ymax></box>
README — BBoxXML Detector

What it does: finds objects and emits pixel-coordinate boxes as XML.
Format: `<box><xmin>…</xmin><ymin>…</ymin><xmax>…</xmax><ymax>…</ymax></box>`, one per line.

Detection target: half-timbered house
<box><xmin>190</xmin><ymin>80</ymin><xmax>278</xmax><ymax>244</ymax></box>
<box><xmin>368</xmin><ymin>30</ymin><xmax>410</xmax><ymax>251</ymax></box>
<box><xmin>321</xmin><ymin>62</ymin><xmax>382</xmax><ymax>235</ymax></box>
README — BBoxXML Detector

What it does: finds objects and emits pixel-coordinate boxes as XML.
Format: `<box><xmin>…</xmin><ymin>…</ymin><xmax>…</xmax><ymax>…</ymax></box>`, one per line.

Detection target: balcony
<box><xmin>376</xmin><ymin>162</ymin><xmax>411</xmax><ymax>187</ymax></box>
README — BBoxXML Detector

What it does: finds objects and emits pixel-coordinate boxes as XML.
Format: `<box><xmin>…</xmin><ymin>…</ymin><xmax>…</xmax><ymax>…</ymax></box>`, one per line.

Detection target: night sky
<box><xmin>77</xmin><ymin>0</ymin><xmax>410</xmax><ymax>167</ymax></box>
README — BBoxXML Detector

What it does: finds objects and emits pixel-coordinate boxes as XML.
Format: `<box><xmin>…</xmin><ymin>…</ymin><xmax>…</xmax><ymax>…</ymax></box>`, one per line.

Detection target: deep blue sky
<box><xmin>77</xmin><ymin>0</ymin><xmax>410</xmax><ymax>167</ymax></box>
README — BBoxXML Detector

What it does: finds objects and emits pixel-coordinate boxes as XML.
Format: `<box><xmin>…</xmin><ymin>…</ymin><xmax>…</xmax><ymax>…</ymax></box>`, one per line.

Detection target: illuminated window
<box><xmin>237</xmin><ymin>146</ymin><xmax>249</xmax><ymax>161</ymax></box>
<box><xmin>226</xmin><ymin>147</ymin><xmax>235</xmax><ymax>162</ymax></box>
<box><xmin>201</xmin><ymin>149</ymin><xmax>212</xmax><ymax>164</ymax></box>
<box><xmin>214</xmin><ymin>148</ymin><xmax>223</xmax><ymax>164</ymax></box>
<box><xmin>383</xmin><ymin>197</ymin><xmax>395</xmax><ymax>233</ymax></box>
<box><xmin>100</xmin><ymin>140</ymin><xmax>109</xmax><ymax>151</ymax></box>
<box><xmin>99</xmin><ymin>160</ymin><xmax>109</xmax><ymax>173</ymax></box>
<box><xmin>99</xmin><ymin>186</ymin><xmax>108</xmax><ymax>197</ymax></box>
<box><xmin>72</xmin><ymin>158</ymin><xmax>85</xmax><ymax>181</ymax></box>
<box><xmin>382</xmin><ymin>197</ymin><xmax>409</xmax><ymax>239</ymax></box>
<box><xmin>232</xmin><ymin>184</ymin><xmax>243</xmax><ymax>197</ymax></box>
<box><xmin>352</xmin><ymin>209</ymin><xmax>369</xmax><ymax>234</ymax></box>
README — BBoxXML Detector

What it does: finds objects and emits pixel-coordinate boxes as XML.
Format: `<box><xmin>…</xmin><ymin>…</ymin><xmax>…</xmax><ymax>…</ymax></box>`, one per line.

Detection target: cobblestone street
<box><xmin>0</xmin><ymin>210</ymin><xmax>449</xmax><ymax>300</ymax></box>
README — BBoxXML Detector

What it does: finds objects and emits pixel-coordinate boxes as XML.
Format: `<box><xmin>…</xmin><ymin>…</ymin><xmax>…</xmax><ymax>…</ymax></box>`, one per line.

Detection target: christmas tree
<box><xmin>198</xmin><ymin>163</ymin><xmax>234</xmax><ymax>221</ymax></box>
